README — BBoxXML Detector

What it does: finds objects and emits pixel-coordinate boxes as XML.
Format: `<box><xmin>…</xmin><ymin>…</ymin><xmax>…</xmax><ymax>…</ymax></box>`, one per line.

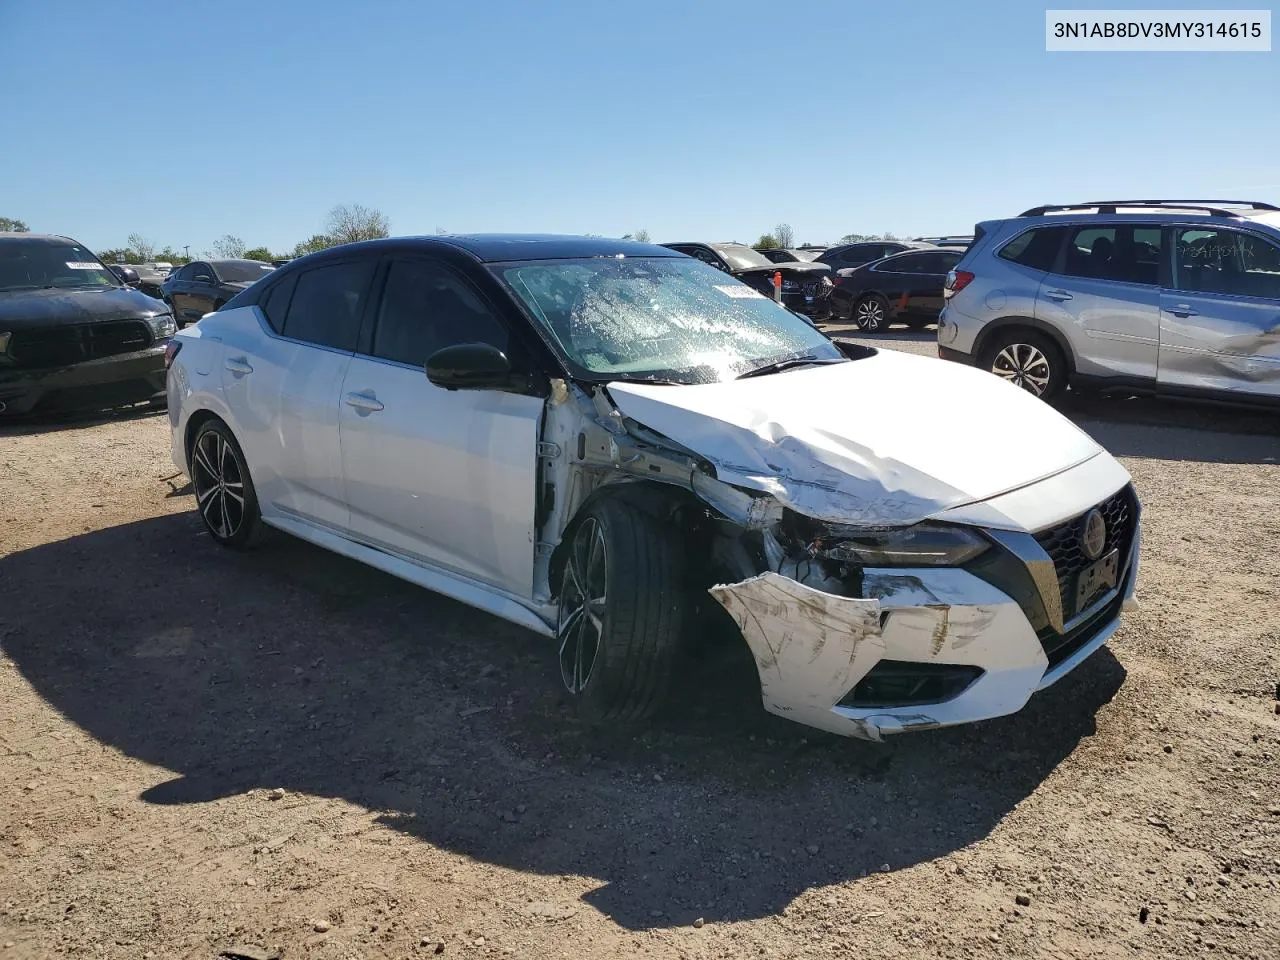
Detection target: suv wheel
<box><xmin>555</xmin><ymin>498</ymin><xmax>684</xmax><ymax>724</ymax></box>
<box><xmin>190</xmin><ymin>419</ymin><xmax>262</xmax><ymax>548</ymax></box>
<box><xmin>981</xmin><ymin>330</ymin><xmax>1066</xmax><ymax>400</ymax></box>
<box><xmin>854</xmin><ymin>294</ymin><xmax>889</xmax><ymax>333</ymax></box>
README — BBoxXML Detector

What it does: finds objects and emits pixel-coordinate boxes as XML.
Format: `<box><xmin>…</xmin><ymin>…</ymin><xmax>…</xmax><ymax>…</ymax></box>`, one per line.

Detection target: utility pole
<box><xmin>183</xmin><ymin>245</ymin><xmax>190</xmax><ymax>260</ymax></box>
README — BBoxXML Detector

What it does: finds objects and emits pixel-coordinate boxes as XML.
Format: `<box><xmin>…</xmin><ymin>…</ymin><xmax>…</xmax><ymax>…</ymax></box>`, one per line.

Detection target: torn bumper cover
<box><xmin>709</xmin><ymin>539</ymin><xmax>1139</xmax><ymax>740</ymax></box>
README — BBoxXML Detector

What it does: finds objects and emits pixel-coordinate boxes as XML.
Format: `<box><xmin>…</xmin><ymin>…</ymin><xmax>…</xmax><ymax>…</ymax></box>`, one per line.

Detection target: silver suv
<box><xmin>936</xmin><ymin>200</ymin><xmax>1280</xmax><ymax>405</ymax></box>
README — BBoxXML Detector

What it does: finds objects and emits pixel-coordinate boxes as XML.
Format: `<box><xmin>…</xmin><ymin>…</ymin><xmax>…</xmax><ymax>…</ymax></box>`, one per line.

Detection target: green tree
<box><xmin>753</xmin><ymin>234</ymin><xmax>780</xmax><ymax>251</ymax></box>
<box><xmin>154</xmin><ymin>247</ymin><xmax>191</xmax><ymax>266</ymax></box>
<box><xmin>0</xmin><ymin>217</ymin><xmax>29</xmax><ymax>232</ymax></box>
<box><xmin>291</xmin><ymin>234</ymin><xmax>335</xmax><ymax>258</ymax></box>
<box><xmin>243</xmin><ymin>246</ymin><xmax>274</xmax><ymax>262</ymax></box>
<box><xmin>127</xmin><ymin>234</ymin><xmax>155</xmax><ymax>262</ymax></box>
<box><xmin>838</xmin><ymin>231</ymin><xmax>901</xmax><ymax>244</ymax></box>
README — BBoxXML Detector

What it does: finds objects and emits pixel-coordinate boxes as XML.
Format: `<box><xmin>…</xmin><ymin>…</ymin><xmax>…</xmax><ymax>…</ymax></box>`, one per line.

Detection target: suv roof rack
<box><xmin>1019</xmin><ymin>200</ymin><xmax>1280</xmax><ymax>218</ymax></box>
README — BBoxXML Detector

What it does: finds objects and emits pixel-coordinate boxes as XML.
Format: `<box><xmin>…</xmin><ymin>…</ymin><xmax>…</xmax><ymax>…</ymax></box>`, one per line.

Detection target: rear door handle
<box><xmin>1044</xmin><ymin>289</ymin><xmax>1073</xmax><ymax>302</ymax></box>
<box><xmin>1169</xmin><ymin>303</ymin><xmax>1199</xmax><ymax>318</ymax></box>
<box><xmin>344</xmin><ymin>391</ymin><xmax>384</xmax><ymax>413</ymax></box>
<box><xmin>224</xmin><ymin>357</ymin><xmax>253</xmax><ymax>375</ymax></box>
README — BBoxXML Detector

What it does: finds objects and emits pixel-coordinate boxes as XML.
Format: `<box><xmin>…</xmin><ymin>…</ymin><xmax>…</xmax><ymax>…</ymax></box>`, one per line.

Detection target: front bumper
<box><xmin>710</xmin><ymin>512</ymin><xmax>1140</xmax><ymax>741</ymax></box>
<box><xmin>0</xmin><ymin>346</ymin><xmax>168</xmax><ymax>416</ymax></box>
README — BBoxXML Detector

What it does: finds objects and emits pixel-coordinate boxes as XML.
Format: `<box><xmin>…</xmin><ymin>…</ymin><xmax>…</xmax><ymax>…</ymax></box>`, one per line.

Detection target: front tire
<box><xmin>190</xmin><ymin>419</ymin><xmax>262</xmax><ymax>548</ymax></box>
<box><xmin>980</xmin><ymin>329</ymin><xmax>1066</xmax><ymax>400</ymax></box>
<box><xmin>854</xmin><ymin>294</ymin><xmax>890</xmax><ymax>333</ymax></box>
<box><xmin>556</xmin><ymin>497</ymin><xmax>685</xmax><ymax>724</ymax></box>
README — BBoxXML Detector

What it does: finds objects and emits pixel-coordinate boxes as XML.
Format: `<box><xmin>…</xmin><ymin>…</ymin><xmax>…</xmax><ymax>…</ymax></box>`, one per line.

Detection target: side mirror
<box><xmin>426</xmin><ymin>342</ymin><xmax>521</xmax><ymax>392</ymax></box>
<box><xmin>110</xmin><ymin>265</ymin><xmax>140</xmax><ymax>286</ymax></box>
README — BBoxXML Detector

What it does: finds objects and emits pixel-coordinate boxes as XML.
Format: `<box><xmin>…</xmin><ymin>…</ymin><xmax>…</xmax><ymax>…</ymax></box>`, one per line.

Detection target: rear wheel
<box><xmin>854</xmin><ymin>294</ymin><xmax>889</xmax><ymax>333</ymax></box>
<box><xmin>556</xmin><ymin>497</ymin><xmax>685</xmax><ymax>724</ymax></box>
<box><xmin>980</xmin><ymin>329</ymin><xmax>1066</xmax><ymax>400</ymax></box>
<box><xmin>190</xmin><ymin>419</ymin><xmax>262</xmax><ymax>548</ymax></box>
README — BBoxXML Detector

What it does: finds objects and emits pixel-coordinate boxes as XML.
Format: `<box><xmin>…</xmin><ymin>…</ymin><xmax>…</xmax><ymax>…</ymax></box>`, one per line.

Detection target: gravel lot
<box><xmin>2</xmin><ymin>331</ymin><xmax>1278</xmax><ymax>960</ymax></box>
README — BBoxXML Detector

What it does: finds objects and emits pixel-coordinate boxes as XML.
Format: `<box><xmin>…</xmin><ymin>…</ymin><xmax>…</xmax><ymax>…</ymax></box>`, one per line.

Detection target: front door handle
<box><xmin>224</xmin><ymin>357</ymin><xmax>253</xmax><ymax>375</ymax></box>
<box><xmin>1043</xmin><ymin>288</ymin><xmax>1074</xmax><ymax>302</ymax></box>
<box><xmin>344</xmin><ymin>391</ymin><xmax>384</xmax><ymax>413</ymax></box>
<box><xmin>1169</xmin><ymin>303</ymin><xmax>1199</xmax><ymax>318</ymax></box>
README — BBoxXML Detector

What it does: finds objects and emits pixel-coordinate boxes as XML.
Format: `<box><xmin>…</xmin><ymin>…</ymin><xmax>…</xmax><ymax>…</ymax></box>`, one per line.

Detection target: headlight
<box><xmin>815</xmin><ymin>523</ymin><xmax>988</xmax><ymax>567</ymax></box>
<box><xmin>145</xmin><ymin>314</ymin><xmax>177</xmax><ymax>339</ymax></box>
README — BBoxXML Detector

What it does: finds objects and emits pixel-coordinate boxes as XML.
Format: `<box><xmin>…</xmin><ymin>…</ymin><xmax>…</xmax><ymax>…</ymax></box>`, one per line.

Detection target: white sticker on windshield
<box><xmin>66</xmin><ymin>262</ymin><xmax>101</xmax><ymax>270</ymax></box>
<box><xmin>714</xmin><ymin>284</ymin><xmax>767</xmax><ymax>299</ymax></box>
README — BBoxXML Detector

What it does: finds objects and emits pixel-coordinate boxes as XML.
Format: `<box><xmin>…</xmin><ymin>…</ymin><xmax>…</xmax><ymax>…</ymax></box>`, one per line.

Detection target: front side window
<box><xmin>1172</xmin><ymin>228</ymin><xmax>1280</xmax><ymax>300</ymax></box>
<box><xmin>281</xmin><ymin>259</ymin><xmax>374</xmax><ymax>351</ymax></box>
<box><xmin>1061</xmin><ymin>225</ymin><xmax>1162</xmax><ymax>285</ymax></box>
<box><xmin>0</xmin><ymin>240</ymin><xmax>117</xmax><ymax>292</ymax></box>
<box><xmin>192</xmin><ymin>263</ymin><xmax>215</xmax><ymax>282</ymax></box>
<box><xmin>214</xmin><ymin>260</ymin><xmax>275</xmax><ymax>283</ymax></box>
<box><xmin>876</xmin><ymin>252</ymin><xmax>933</xmax><ymax>273</ymax></box>
<box><xmin>371</xmin><ymin>260</ymin><xmax>509</xmax><ymax>367</ymax></box>
<box><xmin>496</xmin><ymin>256</ymin><xmax>842</xmax><ymax>384</ymax></box>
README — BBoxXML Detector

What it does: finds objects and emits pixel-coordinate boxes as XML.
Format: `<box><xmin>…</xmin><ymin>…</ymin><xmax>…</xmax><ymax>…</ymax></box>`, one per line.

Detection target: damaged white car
<box><xmin>167</xmin><ymin>235</ymin><xmax>1140</xmax><ymax>740</ymax></box>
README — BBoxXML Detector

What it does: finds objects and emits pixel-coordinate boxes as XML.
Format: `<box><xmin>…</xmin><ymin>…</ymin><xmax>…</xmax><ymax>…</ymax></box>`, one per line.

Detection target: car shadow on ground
<box><xmin>0</xmin><ymin>512</ymin><xmax>1126</xmax><ymax>930</ymax></box>
<box><xmin>1060</xmin><ymin>391</ymin><xmax>1280</xmax><ymax>463</ymax></box>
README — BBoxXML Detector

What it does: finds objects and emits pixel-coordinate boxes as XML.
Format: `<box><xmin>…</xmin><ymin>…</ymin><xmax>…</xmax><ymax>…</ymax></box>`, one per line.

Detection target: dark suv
<box><xmin>659</xmin><ymin>241</ymin><xmax>832</xmax><ymax>318</ymax></box>
<box><xmin>817</xmin><ymin>240</ymin><xmax>938</xmax><ymax>271</ymax></box>
<box><xmin>0</xmin><ymin>233</ymin><xmax>175</xmax><ymax>416</ymax></box>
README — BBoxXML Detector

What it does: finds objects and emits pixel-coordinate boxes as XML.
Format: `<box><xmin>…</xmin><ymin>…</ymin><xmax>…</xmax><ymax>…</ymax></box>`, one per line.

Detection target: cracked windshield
<box><xmin>498</xmin><ymin>257</ymin><xmax>842</xmax><ymax>383</ymax></box>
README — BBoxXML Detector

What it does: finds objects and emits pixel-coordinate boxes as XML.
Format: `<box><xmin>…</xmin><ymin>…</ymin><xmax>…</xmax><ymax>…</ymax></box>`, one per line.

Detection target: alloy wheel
<box><xmin>557</xmin><ymin>517</ymin><xmax>608</xmax><ymax>695</ymax></box>
<box><xmin>992</xmin><ymin>343</ymin><xmax>1052</xmax><ymax>396</ymax></box>
<box><xmin>191</xmin><ymin>430</ymin><xmax>246</xmax><ymax>539</ymax></box>
<box><xmin>856</xmin><ymin>298</ymin><xmax>884</xmax><ymax>331</ymax></box>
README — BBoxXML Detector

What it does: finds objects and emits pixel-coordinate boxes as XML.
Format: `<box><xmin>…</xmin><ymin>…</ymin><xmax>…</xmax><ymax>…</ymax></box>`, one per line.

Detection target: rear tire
<box><xmin>854</xmin><ymin>294</ymin><xmax>890</xmax><ymax>333</ymax></box>
<box><xmin>189</xmin><ymin>419</ymin><xmax>262</xmax><ymax>548</ymax></box>
<box><xmin>979</xmin><ymin>329</ymin><xmax>1067</xmax><ymax>400</ymax></box>
<box><xmin>555</xmin><ymin>497</ymin><xmax>685</xmax><ymax>724</ymax></box>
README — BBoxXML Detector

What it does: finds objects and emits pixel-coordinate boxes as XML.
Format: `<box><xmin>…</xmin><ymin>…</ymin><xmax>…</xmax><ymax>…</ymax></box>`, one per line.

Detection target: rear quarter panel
<box><xmin>940</xmin><ymin>222</ymin><xmax>1048</xmax><ymax>356</ymax></box>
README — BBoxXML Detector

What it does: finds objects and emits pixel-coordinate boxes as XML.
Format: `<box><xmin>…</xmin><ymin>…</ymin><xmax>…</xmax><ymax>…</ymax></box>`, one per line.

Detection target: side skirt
<box><xmin>263</xmin><ymin>512</ymin><xmax>557</xmax><ymax>638</ymax></box>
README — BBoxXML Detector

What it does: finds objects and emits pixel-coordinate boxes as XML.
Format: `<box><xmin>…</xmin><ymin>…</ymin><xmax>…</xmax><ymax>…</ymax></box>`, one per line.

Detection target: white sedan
<box><xmin>166</xmin><ymin>234</ymin><xmax>1140</xmax><ymax>740</ymax></box>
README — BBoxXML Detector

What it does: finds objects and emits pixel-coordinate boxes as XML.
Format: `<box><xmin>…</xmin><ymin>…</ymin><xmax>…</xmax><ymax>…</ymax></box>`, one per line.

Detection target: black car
<box><xmin>816</xmin><ymin>240</ymin><xmax>937</xmax><ymax>271</ymax></box>
<box><xmin>162</xmin><ymin>258</ymin><xmax>275</xmax><ymax>326</ymax></box>
<box><xmin>659</xmin><ymin>242</ymin><xmax>832</xmax><ymax>318</ymax></box>
<box><xmin>0</xmin><ymin>233</ymin><xmax>176</xmax><ymax>417</ymax></box>
<box><xmin>828</xmin><ymin>247</ymin><xmax>964</xmax><ymax>332</ymax></box>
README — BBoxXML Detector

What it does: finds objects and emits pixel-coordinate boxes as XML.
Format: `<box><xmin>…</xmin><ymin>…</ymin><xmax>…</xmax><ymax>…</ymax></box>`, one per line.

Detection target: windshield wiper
<box><xmin>736</xmin><ymin>355</ymin><xmax>845</xmax><ymax>379</ymax></box>
<box><xmin>609</xmin><ymin>374</ymin><xmax>686</xmax><ymax>386</ymax></box>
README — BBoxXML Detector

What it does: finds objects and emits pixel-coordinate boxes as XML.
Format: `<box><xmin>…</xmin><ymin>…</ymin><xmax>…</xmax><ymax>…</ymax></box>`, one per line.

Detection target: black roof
<box><xmin>414</xmin><ymin>234</ymin><xmax>683</xmax><ymax>263</ymax></box>
<box><xmin>0</xmin><ymin>232</ymin><xmax>76</xmax><ymax>243</ymax></box>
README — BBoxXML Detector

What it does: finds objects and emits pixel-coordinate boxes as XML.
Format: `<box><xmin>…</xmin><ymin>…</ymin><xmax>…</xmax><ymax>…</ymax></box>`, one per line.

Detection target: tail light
<box><xmin>163</xmin><ymin>340</ymin><xmax>183</xmax><ymax>370</ymax></box>
<box><xmin>943</xmin><ymin>270</ymin><xmax>974</xmax><ymax>298</ymax></box>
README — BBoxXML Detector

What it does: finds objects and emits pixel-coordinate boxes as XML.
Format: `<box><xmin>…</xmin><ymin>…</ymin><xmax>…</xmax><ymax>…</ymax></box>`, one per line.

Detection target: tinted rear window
<box><xmin>259</xmin><ymin>274</ymin><xmax>297</xmax><ymax>332</ymax></box>
<box><xmin>998</xmin><ymin>227</ymin><xmax>1067</xmax><ymax>272</ymax></box>
<box><xmin>215</xmin><ymin>260</ymin><xmax>276</xmax><ymax>283</ymax></box>
<box><xmin>281</xmin><ymin>260</ymin><xmax>374</xmax><ymax>351</ymax></box>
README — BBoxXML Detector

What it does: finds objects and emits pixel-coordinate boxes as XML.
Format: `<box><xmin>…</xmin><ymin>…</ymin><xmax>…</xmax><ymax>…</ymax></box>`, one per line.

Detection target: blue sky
<box><xmin>1</xmin><ymin>1</ymin><xmax>1277</xmax><ymax>255</ymax></box>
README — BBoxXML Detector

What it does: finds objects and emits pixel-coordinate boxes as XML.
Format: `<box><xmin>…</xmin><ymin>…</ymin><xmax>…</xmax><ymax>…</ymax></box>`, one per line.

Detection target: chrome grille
<box><xmin>1034</xmin><ymin>485</ymin><xmax>1138</xmax><ymax>620</ymax></box>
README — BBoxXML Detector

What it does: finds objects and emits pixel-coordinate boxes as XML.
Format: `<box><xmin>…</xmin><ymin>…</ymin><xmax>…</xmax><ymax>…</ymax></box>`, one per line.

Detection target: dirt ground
<box><xmin>2</xmin><ymin>333</ymin><xmax>1278</xmax><ymax>960</ymax></box>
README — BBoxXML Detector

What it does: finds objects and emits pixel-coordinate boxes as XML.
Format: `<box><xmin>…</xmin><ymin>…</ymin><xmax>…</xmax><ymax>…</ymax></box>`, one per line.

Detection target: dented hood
<box><xmin>606</xmin><ymin>348</ymin><xmax>1104</xmax><ymax>526</ymax></box>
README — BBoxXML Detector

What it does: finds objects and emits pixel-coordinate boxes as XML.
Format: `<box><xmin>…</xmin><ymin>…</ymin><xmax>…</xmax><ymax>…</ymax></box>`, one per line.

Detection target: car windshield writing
<box><xmin>215</xmin><ymin>261</ymin><xmax>275</xmax><ymax>283</ymax></box>
<box><xmin>497</xmin><ymin>257</ymin><xmax>842</xmax><ymax>384</ymax></box>
<box><xmin>0</xmin><ymin>242</ymin><xmax>116</xmax><ymax>292</ymax></box>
